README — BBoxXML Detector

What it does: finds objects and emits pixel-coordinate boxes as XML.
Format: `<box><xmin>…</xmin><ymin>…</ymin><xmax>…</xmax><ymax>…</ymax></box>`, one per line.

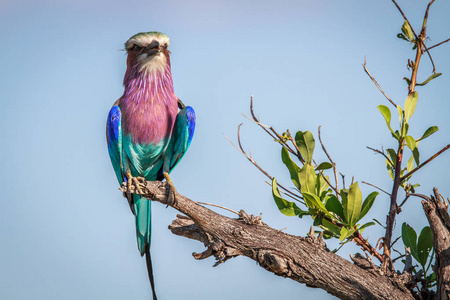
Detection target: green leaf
<box><xmin>404</xmin><ymin>91</ymin><xmax>418</xmax><ymax>122</ymax></box>
<box><xmin>403</xmin><ymin>77</ymin><xmax>411</xmax><ymax>85</ymax></box>
<box><xmin>402</xmin><ymin>222</ymin><xmax>419</xmax><ymax>262</ymax></box>
<box><xmin>357</xmin><ymin>191</ymin><xmax>379</xmax><ymax>222</ymax></box>
<box><xmin>295</xmin><ymin>131</ymin><xmax>315</xmax><ymax>164</ymax></box>
<box><xmin>416</xmin><ymin>73</ymin><xmax>442</xmax><ymax>86</ymax></box>
<box><xmin>404</xmin><ymin>122</ymin><xmax>409</xmax><ymax>136</ymax></box>
<box><xmin>417</xmin><ymin>126</ymin><xmax>439</xmax><ymax>141</ymax></box>
<box><xmin>397</xmin><ymin>33</ymin><xmax>409</xmax><ymax>41</ymax></box>
<box><xmin>405</xmin><ymin>135</ymin><xmax>417</xmax><ymax>151</ymax></box>
<box><xmin>342</xmin><ymin>182</ymin><xmax>362</xmax><ymax>226</ymax></box>
<box><xmin>316</xmin><ymin>162</ymin><xmax>332</xmax><ymax>171</ymax></box>
<box><xmin>339</xmin><ymin>226</ymin><xmax>349</xmax><ymax>242</ymax></box>
<box><xmin>417</xmin><ymin>226</ymin><xmax>433</xmax><ymax>268</ymax></box>
<box><xmin>407</xmin><ymin>155</ymin><xmax>414</xmax><ymax>172</ymax></box>
<box><xmin>426</xmin><ymin>272</ymin><xmax>436</xmax><ymax>283</ymax></box>
<box><xmin>281</xmin><ymin>147</ymin><xmax>301</xmax><ymax>189</ymax></box>
<box><xmin>298</xmin><ymin>164</ymin><xmax>316</xmax><ymax>195</ymax></box>
<box><xmin>401</xmin><ymin>20</ymin><xmax>414</xmax><ymax>41</ymax></box>
<box><xmin>378</xmin><ymin>105</ymin><xmax>395</xmax><ymax>135</ymax></box>
<box><xmin>387</xmin><ymin>148</ymin><xmax>397</xmax><ymax>167</ymax></box>
<box><xmin>373</xmin><ymin>218</ymin><xmax>386</xmax><ymax>229</ymax></box>
<box><xmin>359</xmin><ymin>221</ymin><xmax>375</xmax><ymax>232</ymax></box>
<box><xmin>397</xmin><ymin>105</ymin><xmax>403</xmax><ymax>123</ymax></box>
<box><xmin>325</xmin><ymin>195</ymin><xmax>345</xmax><ymax>222</ymax></box>
<box><xmin>272</xmin><ymin>178</ymin><xmax>305</xmax><ymax>216</ymax></box>
<box><xmin>386</xmin><ymin>159</ymin><xmax>395</xmax><ymax>180</ymax></box>
<box><xmin>298</xmin><ymin>211</ymin><xmax>311</xmax><ymax>219</ymax></box>
<box><xmin>313</xmin><ymin>214</ymin><xmax>323</xmax><ymax>226</ymax></box>
<box><xmin>316</xmin><ymin>174</ymin><xmax>330</xmax><ymax>199</ymax></box>
<box><xmin>412</xmin><ymin>148</ymin><xmax>420</xmax><ymax>166</ymax></box>
<box><xmin>321</xmin><ymin>219</ymin><xmax>341</xmax><ymax>236</ymax></box>
<box><xmin>303</xmin><ymin>192</ymin><xmax>332</xmax><ymax>219</ymax></box>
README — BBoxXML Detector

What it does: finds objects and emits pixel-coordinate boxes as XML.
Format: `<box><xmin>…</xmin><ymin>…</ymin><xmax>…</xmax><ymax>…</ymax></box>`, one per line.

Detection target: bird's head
<box><xmin>124</xmin><ymin>31</ymin><xmax>171</xmax><ymax>74</ymax></box>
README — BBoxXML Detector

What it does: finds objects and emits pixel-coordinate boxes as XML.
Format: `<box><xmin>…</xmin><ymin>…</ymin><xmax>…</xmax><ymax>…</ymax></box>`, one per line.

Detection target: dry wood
<box><xmin>421</xmin><ymin>188</ymin><xmax>450</xmax><ymax>300</ymax></box>
<box><xmin>121</xmin><ymin>180</ymin><xmax>416</xmax><ymax>300</ymax></box>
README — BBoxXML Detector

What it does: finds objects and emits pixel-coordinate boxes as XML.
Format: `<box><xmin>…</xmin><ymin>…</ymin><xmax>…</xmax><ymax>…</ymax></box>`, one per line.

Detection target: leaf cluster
<box><xmin>401</xmin><ymin>223</ymin><xmax>435</xmax><ymax>286</ymax></box>
<box><xmin>272</xmin><ymin>131</ymin><xmax>378</xmax><ymax>244</ymax></box>
<box><xmin>377</xmin><ymin>91</ymin><xmax>438</xmax><ymax>193</ymax></box>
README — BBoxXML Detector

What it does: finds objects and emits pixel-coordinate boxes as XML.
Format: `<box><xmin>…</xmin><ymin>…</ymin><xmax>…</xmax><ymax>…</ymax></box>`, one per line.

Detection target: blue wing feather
<box><xmin>168</xmin><ymin>106</ymin><xmax>196</xmax><ymax>171</ymax></box>
<box><xmin>106</xmin><ymin>105</ymin><xmax>124</xmax><ymax>183</ymax></box>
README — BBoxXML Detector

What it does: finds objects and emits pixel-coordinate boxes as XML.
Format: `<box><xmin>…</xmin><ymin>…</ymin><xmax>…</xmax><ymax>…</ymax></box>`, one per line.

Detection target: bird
<box><xmin>106</xmin><ymin>31</ymin><xmax>196</xmax><ymax>300</ymax></box>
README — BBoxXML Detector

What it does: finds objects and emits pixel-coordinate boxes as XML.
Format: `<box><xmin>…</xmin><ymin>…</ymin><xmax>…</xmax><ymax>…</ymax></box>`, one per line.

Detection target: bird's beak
<box><xmin>142</xmin><ymin>40</ymin><xmax>161</xmax><ymax>56</ymax></box>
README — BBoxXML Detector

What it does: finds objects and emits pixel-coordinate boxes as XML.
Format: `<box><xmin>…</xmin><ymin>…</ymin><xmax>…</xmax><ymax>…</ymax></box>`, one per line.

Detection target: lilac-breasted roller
<box><xmin>106</xmin><ymin>32</ymin><xmax>195</xmax><ymax>300</ymax></box>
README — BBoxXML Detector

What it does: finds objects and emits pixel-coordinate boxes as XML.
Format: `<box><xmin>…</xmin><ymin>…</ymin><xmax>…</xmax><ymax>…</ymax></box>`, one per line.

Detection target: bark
<box><xmin>121</xmin><ymin>181</ymin><xmax>416</xmax><ymax>300</ymax></box>
<box><xmin>421</xmin><ymin>188</ymin><xmax>450</xmax><ymax>300</ymax></box>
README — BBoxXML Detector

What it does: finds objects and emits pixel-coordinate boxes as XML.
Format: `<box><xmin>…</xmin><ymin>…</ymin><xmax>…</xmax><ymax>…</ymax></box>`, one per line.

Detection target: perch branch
<box><xmin>120</xmin><ymin>180</ymin><xmax>416</xmax><ymax>300</ymax></box>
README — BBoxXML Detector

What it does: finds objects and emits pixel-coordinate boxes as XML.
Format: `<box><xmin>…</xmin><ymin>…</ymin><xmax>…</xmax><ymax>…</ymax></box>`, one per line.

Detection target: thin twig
<box><xmin>399</xmin><ymin>194</ymin><xmax>411</xmax><ymax>208</ymax></box>
<box><xmin>247</xmin><ymin>97</ymin><xmax>298</xmax><ymax>157</ymax></box>
<box><xmin>362</xmin><ymin>181</ymin><xmax>391</xmax><ymax>196</ymax></box>
<box><xmin>392</xmin><ymin>254</ymin><xmax>406</xmax><ymax>263</ymax></box>
<box><xmin>197</xmin><ymin>202</ymin><xmax>240</xmax><ymax>215</ymax></box>
<box><xmin>400</xmin><ymin>144</ymin><xmax>450</xmax><ymax>182</ymax></box>
<box><xmin>391</xmin><ymin>236</ymin><xmax>401</xmax><ymax>248</ymax></box>
<box><xmin>408</xmin><ymin>193</ymin><xmax>431</xmax><ymax>201</ymax></box>
<box><xmin>367</xmin><ymin>146</ymin><xmax>394</xmax><ymax>167</ymax></box>
<box><xmin>353</xmin><ymin>232</ymin><xmax>384</xmax><ymax>263</ymax></box>
<box><xmin>421</xmin><ymin>0</ymin><xmax>437</xmax><ymax>73</ymax></box>
<box><xmin>363</xmin><ymin>58</ymin><xmax>397</xmax><ymax>107</ymax></box>
<box><xmin>319</xmin><ymin>170</ymin><xmax>339</xmax><ymax>196</ymax></box>
<box><xmin>264</xmin><ymin>181</ymin><xmax>305</xmax><ymax>205</ymax></box>
<box><xmin>427</xmin><ymin>38</ymin><xmax>450</xmax><ymax>51</ymax></box>
<box><xmin>393</xmin><ymin>248</ymin><xmax>403</xmax><ymax>257</ymax></box>
<box><xmin>391</xmin><ymin>0</ymin><xmax>436</xmax><ymax>75</ymax></box>
<box><xmin>318</xmin><ymin>126</ymin><xmax>339</xmax><ymax>198</ymax></box>
<box><xmin>340</xmin><ymin>173</ymin><xmax>346</xmax><ymax>190</ymax></box>
<box><xmin>391</xmin><ymin>0</ymin><xmax>418</xmax><ymax>38</ymax></box>
<box><xmin>225</xmin><ymin>129</ymin><xmax>302</xmax><ymax>202</ymax></box>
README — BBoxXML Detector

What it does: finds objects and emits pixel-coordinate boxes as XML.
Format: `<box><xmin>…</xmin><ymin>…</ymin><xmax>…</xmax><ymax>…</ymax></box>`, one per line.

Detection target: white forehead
<box><xmin>125</xmin><ymin>32</ymin><xmax>170</xmax><ymax>49</ymax></box>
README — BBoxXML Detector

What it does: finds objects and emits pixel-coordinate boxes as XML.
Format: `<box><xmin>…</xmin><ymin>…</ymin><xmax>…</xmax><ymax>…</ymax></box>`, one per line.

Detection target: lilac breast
<box><xmin>120</xmin><ymin>71</ymin><xmax>178</xmax><ymax>145</ymax></box>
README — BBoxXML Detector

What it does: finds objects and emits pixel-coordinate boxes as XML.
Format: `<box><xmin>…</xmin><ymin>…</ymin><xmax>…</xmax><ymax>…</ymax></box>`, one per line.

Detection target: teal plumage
<box><xmin>106</xmin><ymin>32</ymin><xmax>195</xmax><ymax>300</ymax></box>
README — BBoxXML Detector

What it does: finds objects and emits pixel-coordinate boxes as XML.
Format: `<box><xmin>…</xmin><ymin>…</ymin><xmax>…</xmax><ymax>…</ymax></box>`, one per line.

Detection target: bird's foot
<box><xmin>163</xmin><ymin>172</ymin><xmax>177</xmax><ymax>207</ymax></box>
<box><xmin>125</xmin><ymin>172</ymin><xmax>147</xmax><ymax>195</ymax></box>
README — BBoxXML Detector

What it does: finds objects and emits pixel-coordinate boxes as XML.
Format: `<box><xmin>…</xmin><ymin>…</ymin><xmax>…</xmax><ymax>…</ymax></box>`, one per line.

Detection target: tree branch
<box><xmin>421</xmin><ymin>188</ymin><xmax>450</xmax><ymax>299</ymax></box>
<box><xmin>427</xmin><ymin>38</ymin><xmax>450</xmax><ymax>51</ymax></box>
<box><xmin>400</xmin><ymin>144</ymin><xmax>450</xmax><ymax>182</ymax></box>
<box><xmin>121</xmin><ymin>180</ymin><xmax>416</xmax><ymax>300</ymax></box>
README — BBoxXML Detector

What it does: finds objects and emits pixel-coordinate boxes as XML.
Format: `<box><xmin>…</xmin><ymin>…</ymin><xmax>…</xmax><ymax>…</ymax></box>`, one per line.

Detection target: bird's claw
<box><xmin>163</xmin><ymin>172</ymin><xmax>177</xmax><ymax>207</ymax></box>
<box><xmin>126</xmin><ymin>173</ymin><xmax>146</xmax><ymax>195</ymax></box>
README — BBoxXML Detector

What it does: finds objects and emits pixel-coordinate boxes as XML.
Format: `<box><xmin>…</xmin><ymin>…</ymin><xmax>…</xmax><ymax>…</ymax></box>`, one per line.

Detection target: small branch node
<box><xmin>239</xmin><ymin>210</ymin><xmax>263</xmax><ymax>225</ymax></box>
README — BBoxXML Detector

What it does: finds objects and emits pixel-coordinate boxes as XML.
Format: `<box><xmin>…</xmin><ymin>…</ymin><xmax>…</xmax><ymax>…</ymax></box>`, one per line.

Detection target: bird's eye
<box><xmin>132</xmin><ymin>45</ymin><xmax>142</xmax><ymax>51</ymax></box>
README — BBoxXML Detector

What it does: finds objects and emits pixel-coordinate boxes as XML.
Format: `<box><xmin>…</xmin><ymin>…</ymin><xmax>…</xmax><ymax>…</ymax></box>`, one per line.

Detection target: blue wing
<box><xmin>168</xmin><ymin>106</ymin><xmax>196</xmax><ymax>172</ymax></box>
<box><xmin>106</xmin><ymin>104</ymin><xmax>124</xmax><ymax>184</ymax></box>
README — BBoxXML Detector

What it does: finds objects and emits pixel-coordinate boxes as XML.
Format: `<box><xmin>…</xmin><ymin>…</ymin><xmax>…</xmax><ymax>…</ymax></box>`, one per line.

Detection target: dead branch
<box><xmin>363</xmin><ymin>58</ymin><xmax>397</xmax><ymax>107</ymax></box>
<box><xmin>421</xmin><ymin>188</ymin><xmax>450</xmax><ymax>299</ymax></box>
<box><xmin>120</xmin><ymin>180</ymin><xmax>416</xmax><ymax>300</ymax></box>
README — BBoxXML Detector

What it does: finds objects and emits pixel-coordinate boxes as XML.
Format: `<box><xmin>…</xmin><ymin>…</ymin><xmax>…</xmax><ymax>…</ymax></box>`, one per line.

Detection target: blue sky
<box><xmin>1</xmin><ymin>1</ymin><xmax>449</xmax><ymax>299</ymax></box>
